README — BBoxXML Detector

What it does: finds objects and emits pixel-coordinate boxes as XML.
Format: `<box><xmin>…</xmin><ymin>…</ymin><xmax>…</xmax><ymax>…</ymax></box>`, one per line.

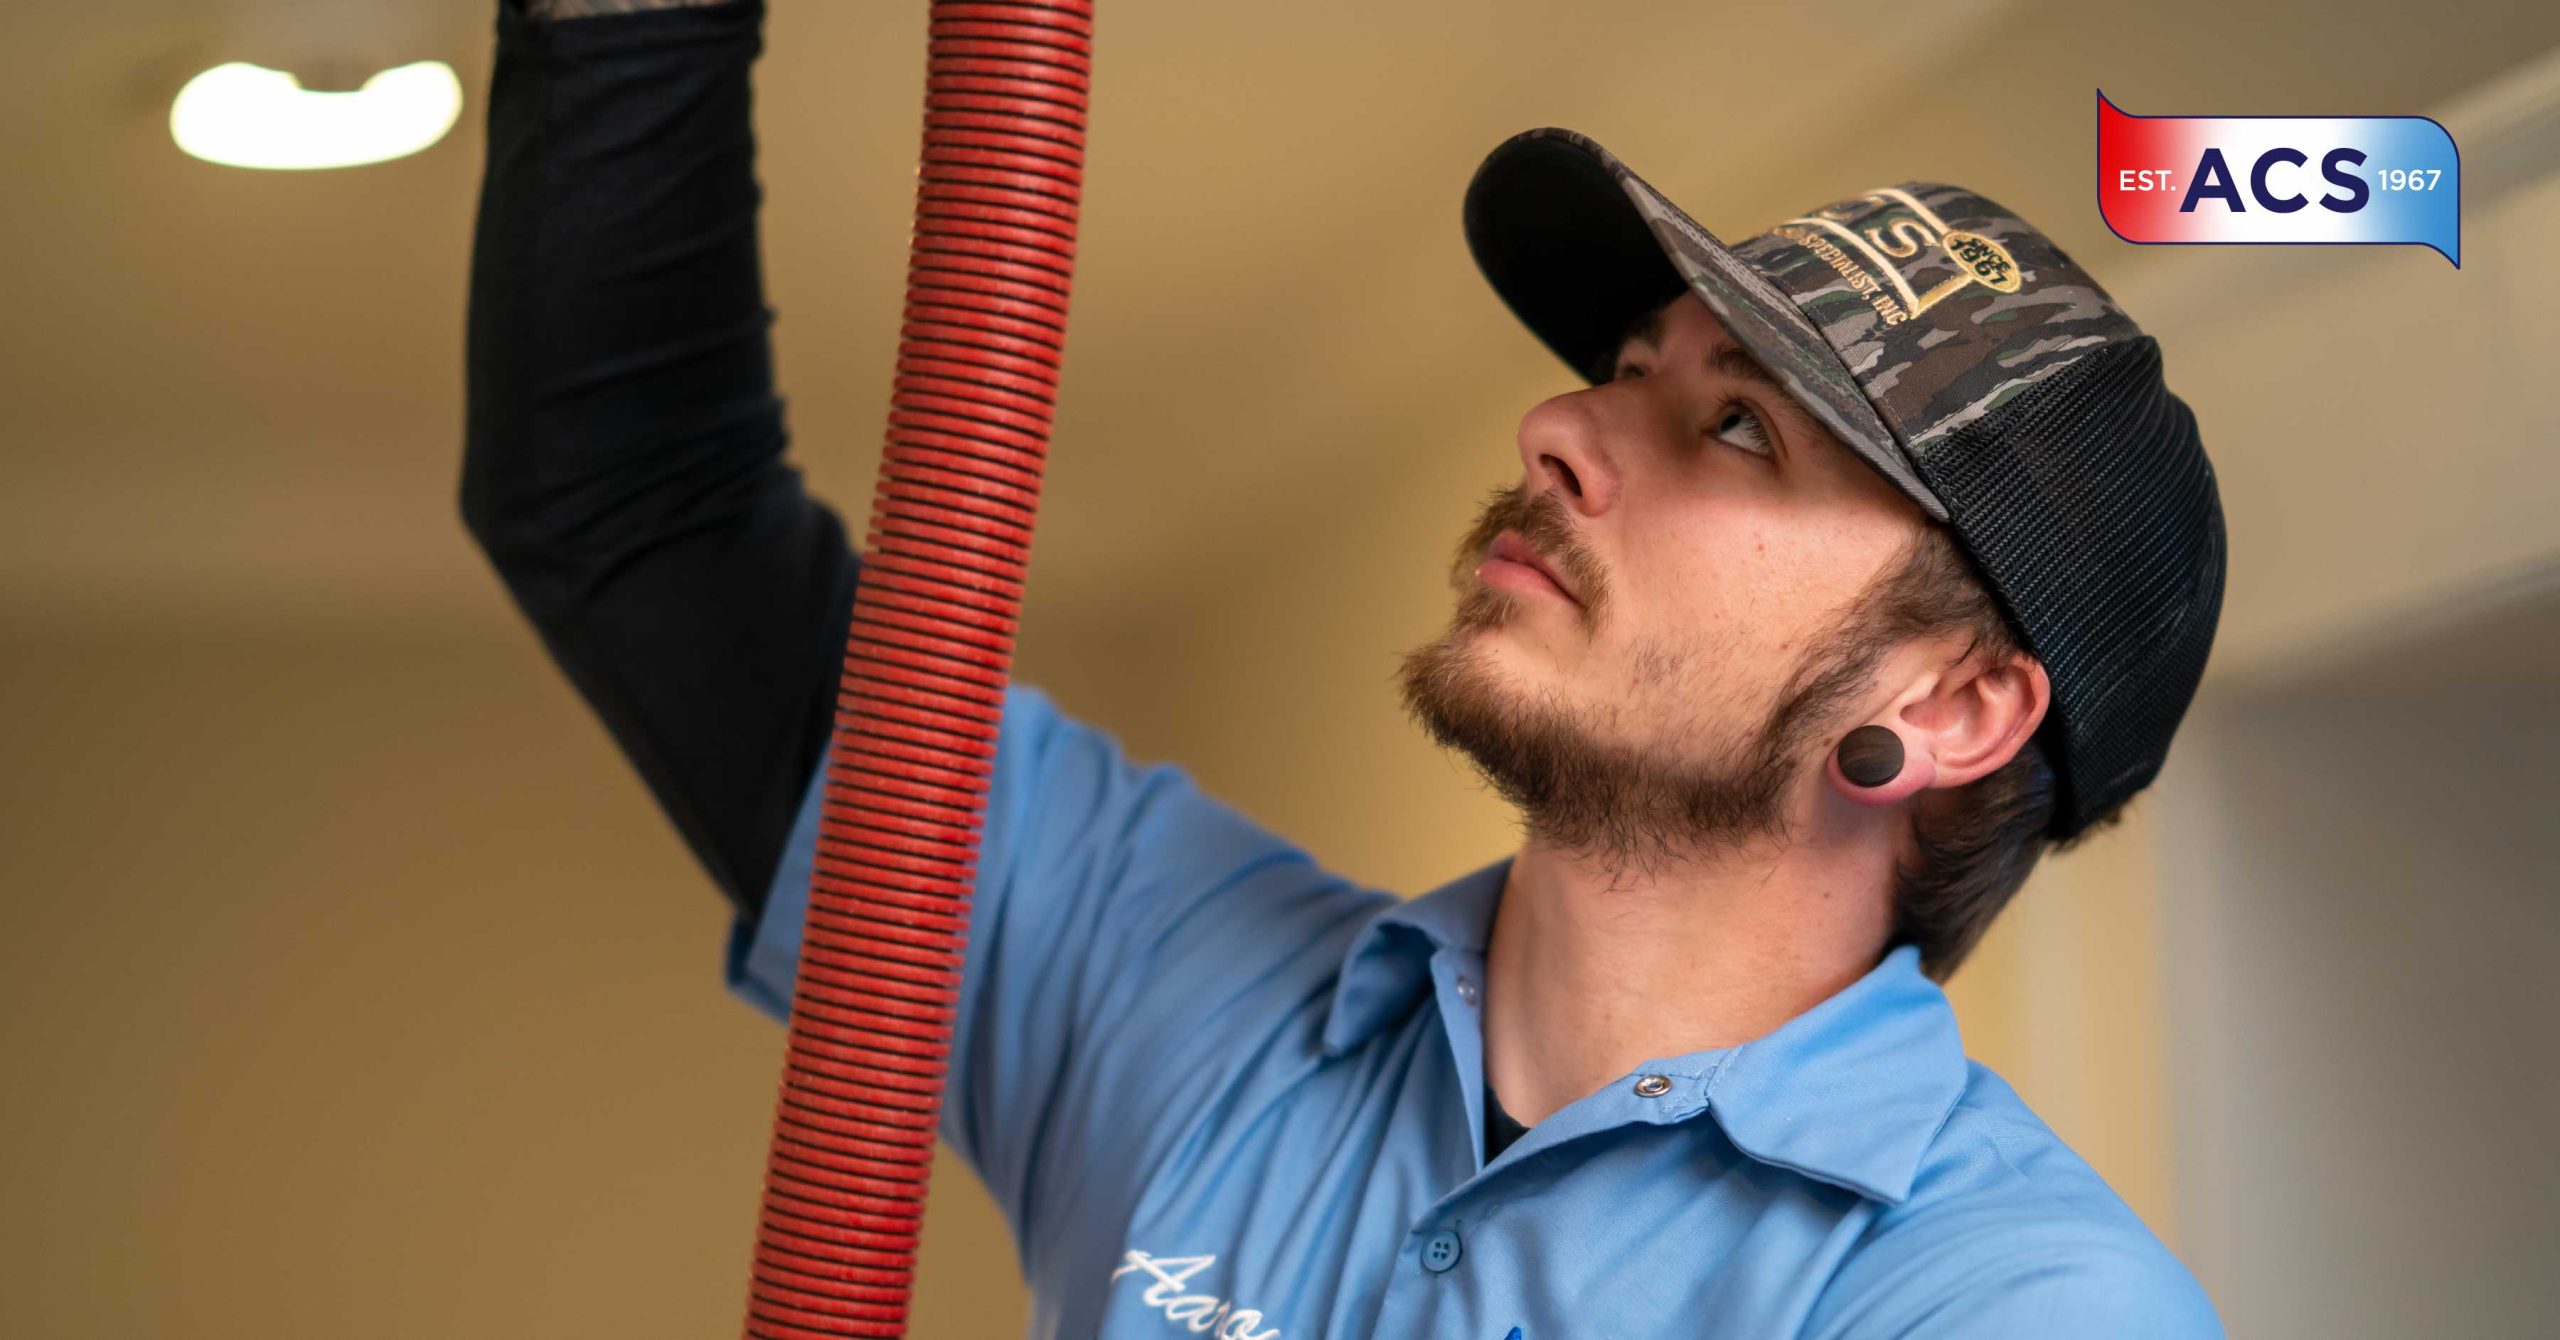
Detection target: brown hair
<box><xmin>1861</xmin><ymin>525</ymin><xmax>2120</xmax><ymax>978</ymax></box>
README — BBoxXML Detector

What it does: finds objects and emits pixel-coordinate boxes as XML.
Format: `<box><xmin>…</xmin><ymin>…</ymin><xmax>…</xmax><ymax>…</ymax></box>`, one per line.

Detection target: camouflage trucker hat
<box><xmin>1461</xmin><ymin>126</ymin><xmax>2226</xmax><ymax>839</ymax></box>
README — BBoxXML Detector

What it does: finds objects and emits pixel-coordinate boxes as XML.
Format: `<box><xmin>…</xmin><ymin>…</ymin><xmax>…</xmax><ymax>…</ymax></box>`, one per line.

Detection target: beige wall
<box><xmin>0</xmin><ymin>616</ymin><xmax>1043</xmax><ymax>1335</ymax></box>
<box><xmin>2157</xmin><ymin>605</ymin><xmax>2560</xmax><ymax>1339</ymax></box>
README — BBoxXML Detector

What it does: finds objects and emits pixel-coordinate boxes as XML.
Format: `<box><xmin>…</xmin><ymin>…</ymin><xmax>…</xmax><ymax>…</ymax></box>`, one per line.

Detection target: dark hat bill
<box><xmin>1461</xmin><ymin>127</ymin><xmax>1945</xmax><ymax>520</ymax></box>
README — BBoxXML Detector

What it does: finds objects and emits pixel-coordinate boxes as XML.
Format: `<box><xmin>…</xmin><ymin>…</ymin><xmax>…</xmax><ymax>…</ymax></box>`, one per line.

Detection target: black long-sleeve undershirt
<box><xmin>459</xmin><ymin>0</ymin><xmax>849</xmax><ymax>920</ymax></box>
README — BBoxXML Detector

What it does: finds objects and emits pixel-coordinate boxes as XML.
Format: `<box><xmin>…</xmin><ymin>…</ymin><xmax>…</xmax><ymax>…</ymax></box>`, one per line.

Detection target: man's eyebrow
<box><xmin>1706</xmin><ymin>341</ymin><xmax>1791</xmax><ymax>403</ymax></box>
<box><xmin>1614</xmin><ymin>308</ymin><xmax>1783</xmax><ymax>398</ymax></box>
<box><xmin>1614</xmin><ymin>309</ymin><xmax>1819</xmax><ymax>445</ymax></box>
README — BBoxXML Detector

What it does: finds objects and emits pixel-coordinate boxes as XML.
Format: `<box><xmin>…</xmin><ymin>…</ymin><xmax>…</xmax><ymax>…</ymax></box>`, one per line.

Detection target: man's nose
<box><xmin>1514</xmin><ymin>385</ymin><xmax>1629</xmax><ymax>516</ymax></box>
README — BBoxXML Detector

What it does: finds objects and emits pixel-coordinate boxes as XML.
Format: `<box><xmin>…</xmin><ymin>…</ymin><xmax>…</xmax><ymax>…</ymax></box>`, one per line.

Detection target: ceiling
<box><xmin>8</xmin><ymin>0</ymin><xmax>2559</xmax><ymax>634</ymax></box>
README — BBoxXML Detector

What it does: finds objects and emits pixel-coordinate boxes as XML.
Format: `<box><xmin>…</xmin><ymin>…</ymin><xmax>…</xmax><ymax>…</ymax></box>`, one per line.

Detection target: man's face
<box><xmin>1396</xmin><ymin>290</ymin><xmax>1933</xmax><ymax>874</ymax></box>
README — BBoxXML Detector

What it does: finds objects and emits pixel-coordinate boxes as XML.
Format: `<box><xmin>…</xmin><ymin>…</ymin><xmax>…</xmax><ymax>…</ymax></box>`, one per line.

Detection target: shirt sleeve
<box><xmin>727</xmin><ymin>682</ymin><xmax>1395</xmax><ymax>1271</ymax></box>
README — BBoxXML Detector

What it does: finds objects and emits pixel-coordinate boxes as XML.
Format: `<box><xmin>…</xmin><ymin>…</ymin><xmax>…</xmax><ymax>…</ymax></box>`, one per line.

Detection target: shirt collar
<box><xmin>1321</xmin><ymin>855</ymin><xmax>1506</xmax><ymax>1054</ymax></box>
<box><xmin>1321</xmin><ymin>854</ymin><xmax>1970</xmax><ymax>1204</ymax></box>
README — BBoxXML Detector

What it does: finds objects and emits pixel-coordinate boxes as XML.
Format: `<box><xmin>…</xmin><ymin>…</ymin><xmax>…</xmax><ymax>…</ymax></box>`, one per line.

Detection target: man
<box><xmin>462</xmin><ymin>1</ymin><xmax>2226</xmax><ymax>1335</ymax></box>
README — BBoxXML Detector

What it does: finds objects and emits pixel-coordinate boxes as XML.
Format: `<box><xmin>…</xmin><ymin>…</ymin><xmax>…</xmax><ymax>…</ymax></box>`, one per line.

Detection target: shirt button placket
<box><xmin>1420</xmin><ymin>1228</ymin><xmax>1463</xmax><ymax>1274</ymax></box>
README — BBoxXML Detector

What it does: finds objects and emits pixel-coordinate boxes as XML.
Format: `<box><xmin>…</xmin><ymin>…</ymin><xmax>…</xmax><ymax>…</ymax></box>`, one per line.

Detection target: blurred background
<box><xmin>5</xmin><ymin>1</ymin><xmax>2557</xmax><ymax>1335</ymax></box>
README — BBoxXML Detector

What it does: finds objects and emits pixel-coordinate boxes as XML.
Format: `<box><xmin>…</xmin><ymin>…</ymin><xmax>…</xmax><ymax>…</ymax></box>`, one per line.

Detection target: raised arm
<box><xmin>459</xmin><ymin>0</ymin><xmax>852</xmax><ymax>919</ymax></box>
<box><xmin>460</xmin><ymin>4</ymin><xmax>1414</xmax><ymax>1297</ymax></box>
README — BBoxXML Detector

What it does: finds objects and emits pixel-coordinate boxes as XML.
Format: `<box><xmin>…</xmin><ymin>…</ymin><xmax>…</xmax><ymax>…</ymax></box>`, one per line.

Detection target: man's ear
<box><xmin>1898</xmin><ymin>648</ymin><xmax>2051</xmax><ymax>791</ymax></box>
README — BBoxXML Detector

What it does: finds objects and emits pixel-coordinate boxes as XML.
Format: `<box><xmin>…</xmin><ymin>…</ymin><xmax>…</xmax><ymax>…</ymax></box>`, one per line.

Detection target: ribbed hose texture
<box><xmin>743</xmin><ymin>4</ymin><xmax>1092</xmax><ymax>1335</ymax></box>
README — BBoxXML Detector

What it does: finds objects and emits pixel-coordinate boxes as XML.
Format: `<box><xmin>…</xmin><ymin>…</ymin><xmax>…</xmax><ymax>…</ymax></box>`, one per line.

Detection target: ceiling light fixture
<box><xmin>170</xmin><ymin>59</ymin><xmax>462</xmax><ymax>171</ymax></box>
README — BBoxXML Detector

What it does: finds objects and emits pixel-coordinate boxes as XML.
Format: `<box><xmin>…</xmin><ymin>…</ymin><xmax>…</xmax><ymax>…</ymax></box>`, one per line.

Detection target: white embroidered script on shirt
<box><xmin>1108</xmin><ymin>1249</ymin><xmax>1282</xmax><ymax>1340</ymax></box>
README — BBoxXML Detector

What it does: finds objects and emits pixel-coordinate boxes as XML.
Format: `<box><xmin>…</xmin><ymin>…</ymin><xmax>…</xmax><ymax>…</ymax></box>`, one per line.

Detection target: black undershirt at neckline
<box><xmin>1484</xmin><ymin>1071</ymin><xmax>1532</xmax><ymax>1162</ymax></box>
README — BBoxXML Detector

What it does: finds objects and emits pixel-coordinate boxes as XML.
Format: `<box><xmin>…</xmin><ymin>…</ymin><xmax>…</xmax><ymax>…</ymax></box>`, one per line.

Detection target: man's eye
<box><xmin>1709</xmin><ymin>403</ymin><xmax>1773</xmax><ymax>457</ymax></box>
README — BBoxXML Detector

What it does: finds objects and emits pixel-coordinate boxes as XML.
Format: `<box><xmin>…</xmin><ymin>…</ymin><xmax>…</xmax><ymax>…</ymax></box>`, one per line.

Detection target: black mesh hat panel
<box><xmin>1913</xmin><ymin>337</ymin><xmax>2226</xmax><ymax>837</ymax></box>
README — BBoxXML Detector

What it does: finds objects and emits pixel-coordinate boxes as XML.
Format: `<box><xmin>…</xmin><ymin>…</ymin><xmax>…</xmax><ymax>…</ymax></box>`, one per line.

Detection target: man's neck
<box><xmin>1481</xmin><ymin>823</ymin><xmax>1897</xmax><ymax>1128</ymax></box>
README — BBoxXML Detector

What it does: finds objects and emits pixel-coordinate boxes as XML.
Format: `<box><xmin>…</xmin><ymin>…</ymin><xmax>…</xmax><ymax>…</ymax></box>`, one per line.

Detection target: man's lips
<box><xmin>1480</xmin><ymin>530</ymin><xmax>1578</xmax><ymax>605</ymax></box>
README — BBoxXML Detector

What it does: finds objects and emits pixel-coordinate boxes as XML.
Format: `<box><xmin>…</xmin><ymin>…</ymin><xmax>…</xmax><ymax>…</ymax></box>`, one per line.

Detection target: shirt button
<box><xmin>1633</xmin><ymin>1073</ymin><xmax>1673</xmax><ymax>1098</ymax></box>
<box><xmin>1455</xmin><ymin>975</ymin><xmax>1479</xmax><ymax>1006</ymax></box>
<box><xmin>1420</xmin><ymin>1228</ymin><xmax>1463</xmax><ymax>1274</ymax></box>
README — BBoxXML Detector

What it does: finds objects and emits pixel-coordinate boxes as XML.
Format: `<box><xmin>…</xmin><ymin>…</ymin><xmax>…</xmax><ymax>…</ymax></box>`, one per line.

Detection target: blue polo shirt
<box><xmin>728</xmin><ymin>683</ymin><xmax>2220</xmax><ymax>1338</ymax></box>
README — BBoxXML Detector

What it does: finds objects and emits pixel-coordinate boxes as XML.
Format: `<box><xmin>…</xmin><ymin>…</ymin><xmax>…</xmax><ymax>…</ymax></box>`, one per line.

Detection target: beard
<box><xmin>1394</xmin><ymin>484</ymin><xmax>1901</xmax><ymax>883</ymax></box>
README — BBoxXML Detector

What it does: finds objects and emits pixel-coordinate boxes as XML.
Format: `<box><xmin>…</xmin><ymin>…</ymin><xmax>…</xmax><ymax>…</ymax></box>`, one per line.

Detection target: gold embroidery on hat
<box><xmin>1863</xmin><ymin>217</ymin><xmax>1935</xmax><ymax>259</ymax></box>
<box><xmin>1779</xmin><ymin>215</ymin><xmax>1924</xmax><ymax>318</ymax></box>
<box><xmin>1865</xmin><ymin>186</ymin><xmax>1955</xmax><ymax>233</ymax></box>
<box><xmin>1779</xmin><ymin>188</ymin><xmax>2021</xmax><ymax>326</ymax></box>
<box><xmin>1773</xmin><ymin>223</ymin><xmax>1910</xmax><ymax>326</ymax></box>
<box><xmin>1940</xmin><ymin>230</ymin><xmax>2022</xmax><ymax>293</ymax></box>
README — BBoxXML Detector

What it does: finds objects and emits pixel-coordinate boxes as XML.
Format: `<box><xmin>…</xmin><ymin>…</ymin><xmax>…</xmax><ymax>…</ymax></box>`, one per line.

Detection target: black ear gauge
<box><xmin>1836</xmin><ymin>724</ymin><xmax>1905</xmax><ymax>789</ymax></box>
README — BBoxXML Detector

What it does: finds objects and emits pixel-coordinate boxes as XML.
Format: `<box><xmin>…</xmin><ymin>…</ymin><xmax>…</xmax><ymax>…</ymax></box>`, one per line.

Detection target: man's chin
<box><xmin>1395</xmin><ymin>615</ymin><xmax>1807</xmax><ymax>872</ymax></box>
<box><xmin>1395</xmin><ymin>624</ymin><xmax>1563</xmax><ymax>774</ymax></box>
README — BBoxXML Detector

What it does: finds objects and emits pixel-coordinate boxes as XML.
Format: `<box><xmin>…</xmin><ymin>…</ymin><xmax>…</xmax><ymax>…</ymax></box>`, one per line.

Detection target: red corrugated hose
<box><xmin>743</xmin><ymin>3</ymin><xmax>1093</xmax><ymax>1335</ymax></box>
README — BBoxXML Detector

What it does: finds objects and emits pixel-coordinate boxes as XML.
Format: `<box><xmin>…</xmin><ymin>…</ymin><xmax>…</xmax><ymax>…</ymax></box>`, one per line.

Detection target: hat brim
<box><xmin>1462</xmin><ymin>128</ymin><xmax>1946</xmax><ymax>521</ymax></box>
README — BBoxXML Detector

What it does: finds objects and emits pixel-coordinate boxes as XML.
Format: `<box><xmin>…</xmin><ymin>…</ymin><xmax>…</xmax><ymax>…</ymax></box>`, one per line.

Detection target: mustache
<box><xmin>1452</xmin><ymin>483</ymin><xmax>1606</xmax><ymax>611</ymax></box>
